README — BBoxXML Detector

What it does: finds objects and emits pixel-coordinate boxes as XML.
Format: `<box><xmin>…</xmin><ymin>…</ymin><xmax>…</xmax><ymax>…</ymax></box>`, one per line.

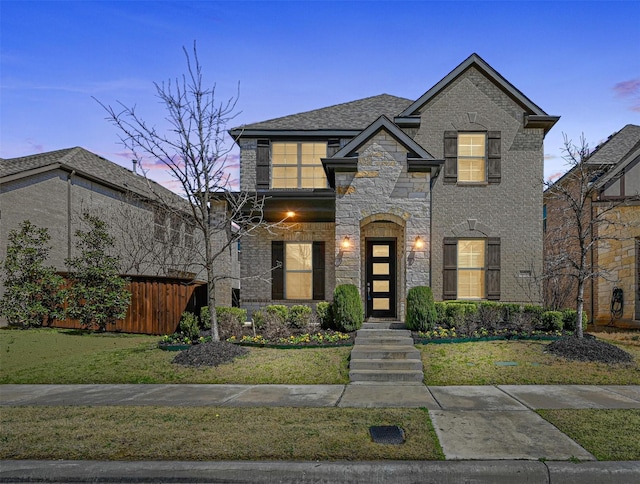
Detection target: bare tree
<box><xmin>98</xmin><ymin>43</ymin><xmax>279</xmax><ymax>341</ymax></box>
<box><xmin>544</xmin><ymin>134</ymin><xmax>639</xmax><ymax>337</ymax></box>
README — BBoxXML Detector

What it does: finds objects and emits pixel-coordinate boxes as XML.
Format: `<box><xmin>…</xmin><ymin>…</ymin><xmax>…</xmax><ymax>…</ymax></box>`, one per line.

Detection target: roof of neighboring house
<box><xmin>587</xmin><ymin>124</ymin><xmax>640</xmax><ymax>166</ymax></box>
<box><xmin>0</xmin><ymin>146</ymin><xmax>183</xmax><ymax>206</ymax></box>
<box><xmin>544</xmin><ymin>124</ymin><xmax>640</xmax><ymax>193</ymax></box>
<box><xmin>229</xmin><ymin>94</ymin><xmax>412</xmax><ymax>134</ymax></box>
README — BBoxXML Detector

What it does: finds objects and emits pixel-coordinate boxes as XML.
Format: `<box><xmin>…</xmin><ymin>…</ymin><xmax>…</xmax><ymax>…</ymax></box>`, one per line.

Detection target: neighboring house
<box><xmin>544</xmin><ymin>125</ymin><xmax>640</xmax><ymax>328</ymax></box>
<box><xmin>230</xmin><ymin>54</ymin><xmax>559</xmax><ymax>320</ymax></box>
<box><xmin>0</xmin><ymin>147</ymin><xmax>239</xmax><ymax>331</ymax></box>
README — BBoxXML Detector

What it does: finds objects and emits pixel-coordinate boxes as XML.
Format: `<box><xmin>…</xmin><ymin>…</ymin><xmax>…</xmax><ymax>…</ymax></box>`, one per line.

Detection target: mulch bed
<box><xmin>546</xmin><ymin>335</ymin><xmax>634</xmax><ymax>364</ymax></box>
<box><xmin>172</xmin><ymin>341</ymin><xmax>249</xmax><ymax>368</ymax></box>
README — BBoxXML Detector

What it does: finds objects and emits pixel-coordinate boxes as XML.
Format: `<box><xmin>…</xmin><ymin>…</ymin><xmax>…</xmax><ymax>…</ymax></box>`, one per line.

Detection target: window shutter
<box><xmin>443</xmin><ymin>131</ymin><xmax>458</xmax><ymax>184</ymax></box>
<box><xmin>256</xmin><ymin>139</ymin><xmax>270</xmax><ymax>190</ymax></box>
<box><xmin>486</xmin><ymin>238</ymin><xmax>501</xmax><ymax>300</ymax></box>
<box><xmin>271</xmin><ymin>241</ymin><xmax>284</xmax><ymax>300</ymax></box>
<box><xmin>487</xmin><ymin>131</ymin><xmax>501</xmax><ymax>184</ymax></box>
<box><xmin>443</xmin><ymin>238</ymin><xmax>457</xmax><ymax>300</ymax></box>
<box><xmin>312</xmin><ymin>241</ymin><xmax>325</xmax><ymax>300</ymax></box>
<box><xmin>327</xmin><ymin>139</ymin><xmax>340</xmax><ymax>158</ymax></box>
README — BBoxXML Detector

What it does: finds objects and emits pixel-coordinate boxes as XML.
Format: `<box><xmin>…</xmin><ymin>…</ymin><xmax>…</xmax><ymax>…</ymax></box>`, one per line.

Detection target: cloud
<box><xmin>613</xmin><ymin>79</ymin><xmax>640</xmax><ymax>112</ymax></box>
<box><xmin>547</xmin><ymin>171</ymin><xmax>564</xmax><ymax>183</ymax></box>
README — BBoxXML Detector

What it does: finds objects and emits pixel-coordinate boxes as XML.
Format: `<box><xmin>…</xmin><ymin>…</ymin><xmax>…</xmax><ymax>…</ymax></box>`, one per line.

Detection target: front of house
<box><xmin>230</xmin><ymin>54</ymin><xmax>559</xmax><ymax>320</ymax></box>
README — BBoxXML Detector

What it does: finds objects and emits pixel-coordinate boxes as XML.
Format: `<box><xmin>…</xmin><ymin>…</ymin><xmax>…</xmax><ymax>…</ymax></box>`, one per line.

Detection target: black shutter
<box><xmin>272</xmin><ymin>241</ymin><xmax>284</xmax><ymax>300</ymax></box>
<box><xmin>327</xmin><ymin>139</ymin><xmax>340</xmax><ymax>158</ymax></box>
<box><xmin>486</xmin><ymin>238</ymin><xmax>501</xmax><ymax>300</ymax></box>
<box><xmin>256</xmin><ymin>139</ymin><xmax>270</xmax><ymax>190</ymax></box>
<box><xmin>312</xmin><ymin>241</ymin><xmax>325</xmax><ymax>300</ymax></box>
<box><xmin>443</xmin><ymin>131</ymin><xmax>458</xmax><ymax>184</ymax></box>
<box><xmin>443</xmin><ymin>238</ymin><xmax>457</xmax><ymax>300</ymax></box>
<box><xmin>487</xmin><ymin>132</ymin><xmax>501</xmax><ymax>184</ymax></box>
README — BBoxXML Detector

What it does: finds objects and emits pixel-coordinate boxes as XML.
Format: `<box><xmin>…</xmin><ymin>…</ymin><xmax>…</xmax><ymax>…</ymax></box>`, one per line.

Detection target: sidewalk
<box><xmin>1</xmin><ymin>383</ymin><xmax>639</xmax><ymax>482</ymax></box>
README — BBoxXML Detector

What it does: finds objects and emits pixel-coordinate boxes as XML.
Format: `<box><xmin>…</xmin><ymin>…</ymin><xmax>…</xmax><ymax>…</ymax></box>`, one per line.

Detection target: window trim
<box><xmin>457</xmin><ymin>238</ymin><xmax>486</xmax><ymax>299</ymax></box>
<box><xmin>284</xmin><ymin>242</ymin><xmax>313</xmax><ymax>300</ymax></box>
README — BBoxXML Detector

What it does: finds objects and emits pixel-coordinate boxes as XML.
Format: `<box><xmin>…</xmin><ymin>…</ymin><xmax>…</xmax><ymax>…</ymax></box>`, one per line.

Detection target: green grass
<box><xmin>0</xmin><ymin>328</ymin><xmax>350</xmax><ymax>384</ymax></box>
<box><xmin>420</xmin><ymin>337</ymin><xmax>640</xmax><ymax>385</ymax></box>
<box><xmin>537</xmin><ymin>409</ymin><xmax>640</xmax><ymax>460</ymax></box>
<box><xmin>0</xmin><ymin>406</ymin><xmax>444</xmax><ymax>461</ymax></box>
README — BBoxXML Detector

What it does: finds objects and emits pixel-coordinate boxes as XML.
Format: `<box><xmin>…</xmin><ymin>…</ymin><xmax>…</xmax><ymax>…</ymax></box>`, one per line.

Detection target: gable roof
<box><xmin>322</xmin><ymin>116</ymin><xmax>444</xmax><ymax>188</ymax></box>
<box><xmin>229</xmin><ymin>94</ymin><xmax>412</xmax><ymax>136</ymax></box>
<box><xmin>587</xmin><ymin>124</ymin><xmax>640</xmax><ymax>166</ymax></box>
<box><xmin>399</xmin><ymin>53</ymin><xmax>552</xmax><ymax>118</ymax></box>
<box><xmin>0</xmin><ymin>147</ymin><xmax>183</xmax><ymax>205</ymax></box>
<box><xmin>590</xmin><ymin>124</ymin><xmax>640</xmax><ymax>191</ymax></box>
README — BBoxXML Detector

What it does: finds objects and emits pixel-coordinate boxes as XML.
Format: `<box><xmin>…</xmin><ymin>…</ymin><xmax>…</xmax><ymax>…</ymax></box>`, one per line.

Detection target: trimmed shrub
<box><xmin>266</xmin><ymin>305</ymin><xmax>289</xmax><ymax>325</ymax></box>
<box><xmin>542</xmin><ymin>311</ymin><xmax>564</xmax><ymax>331</ymax></box>
<box><xmin>444</xmin><ymin>303</ymin><xmax>476</xmax><ymax>328</ymax></box>
<box><xmin>333</xmin><ymin>284</ymin><xmax>363</xmax><ymax>332</ymax></box>
<box><xmin>199</xmin><ymin>306</ymin><xmax>211</xmax><ymax>329</ymax></box>
<box><xmin>178</xmin><ymin>312</ymin><xmax>200</xmax><ymax>341</ymax></box>
<box><xmin>524</xmin><ymin>304</ymin><xmax>545</xmax><ymax>329</ymax></box>
<box><xmin>561</xmin><ymin>309</ymin><xmax>588</xmax><ymax>332</ymax></box>
<box><xmin>477</xmin><ymin>301</ymin><xmax>503</xmax><ymax>328</ymax></box>
<box><xmin>251</xmin><ymin>310</ymin><xmax>265</xmax><ymax>329</ymax></box>
<box><xmin>288</xmin><ymin>305</ymin><xmax>312</xmax><ymax>329</ymax></box>
<box><xmin>405</xmin><ymin>286</ymin><xmax>437</xmax><ymax>331</ymax></box>
<box><xmin>216</xmin><ymin>307</ymin><xmax>246</xmax><ymax>340</ymax></box>
<box><xmin>316</xmin><ymin>301</ymin><xmax>333</xmax><ymax>330</ymax></box>
<box><xmin>501</xmin><ymin>303</ymin><xmax>523</xmax><ymax>324</ymax></box>
<box><xmin>434</xmin><ymin>302</ymin><xmax>447</xmax><ymax>325</ymax></box>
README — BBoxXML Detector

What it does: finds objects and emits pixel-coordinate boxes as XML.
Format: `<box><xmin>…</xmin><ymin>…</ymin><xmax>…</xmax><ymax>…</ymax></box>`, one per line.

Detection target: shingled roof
<box><xmin>587</xmin><ymin>124</ymin><xmax>640</xmax><ymax>166</ymax></box>
<box><xmin>0</xmin><ymin>147</ymin><xmax>182</xmax><ymax>204</ymax></box>
<box><xmin>230</xmin><ymin>94</ymin><xmax>412</xmax><ymax>133</ymax></box>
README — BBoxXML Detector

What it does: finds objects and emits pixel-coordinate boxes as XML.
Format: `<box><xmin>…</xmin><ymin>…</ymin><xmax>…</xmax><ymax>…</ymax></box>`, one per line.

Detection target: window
<box><xmin>443</xmin><ymin>131</ymin><xmax>501</xmax><ymax>184</ymax></box>
<box><xmin>271</xmin><ymin>142</ymin><xmax>327</xmax><ymax>189</ymax></box>
<box><xmin>458</xmin><ymin>134</ymin><xmax>486</xmax><ymax>182</ymax></box>
<box><xmin>272</xmin><ymin>241</ymin><xmax>325</xmax><ymax>300</ymax></box>
<box><xmin>457</xmin><ymin>239</ymin><xmax>485</xmax><ymax>299</ymax></box>
<box><xmin>443</xmin><ymin>237</ymin><xmax>500</xmax><ymax>300</ymax></box>
<box><xmin>153</xmin><ymin>208</ymin><xmax>166</xmax><ymax>241</ymax></box>
<box><xmin>285</xmin><ymin>243</ymin><xmax>313</xmax><ymax>299</ymax></box>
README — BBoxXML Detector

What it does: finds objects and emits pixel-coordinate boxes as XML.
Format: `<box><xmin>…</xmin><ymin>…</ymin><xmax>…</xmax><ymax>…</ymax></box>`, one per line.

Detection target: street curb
<box><xmin>1</xmin><ymin>460</ymin><xmax>639</xmax><ymax>483</ymax></box>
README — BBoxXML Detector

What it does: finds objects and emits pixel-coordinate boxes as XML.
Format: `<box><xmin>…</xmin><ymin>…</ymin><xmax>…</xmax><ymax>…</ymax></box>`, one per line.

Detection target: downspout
<box><xmin>67</xmin><ymin>170</ymin><xmax>76</xmax><ymax>260</ymax></box>
<box><xmin>590</xmin><ymin>194</ymin><xmax>595</xmax><ymax>326</ymax></box>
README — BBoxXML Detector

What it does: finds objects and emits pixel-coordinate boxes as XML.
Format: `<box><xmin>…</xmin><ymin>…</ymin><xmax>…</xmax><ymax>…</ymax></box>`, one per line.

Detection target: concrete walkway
<box><xmin>1</xmin><ymin>383</ymin><xmax>639</xmax><ymax>482</ymax></box>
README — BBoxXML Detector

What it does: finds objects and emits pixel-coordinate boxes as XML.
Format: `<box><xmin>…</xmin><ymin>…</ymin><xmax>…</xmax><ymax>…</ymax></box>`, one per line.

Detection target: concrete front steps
<box><xmin>349</xmin><ymin>322</ymin><xmax>424</xmax><ymax>384</ymax></box>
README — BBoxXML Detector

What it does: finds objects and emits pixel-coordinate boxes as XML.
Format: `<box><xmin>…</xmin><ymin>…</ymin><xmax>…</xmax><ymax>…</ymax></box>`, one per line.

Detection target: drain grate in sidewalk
<box><xmin>369</xmin><ymin>425</ymin><xmax>405</xmax><ymax>445</ymax></box>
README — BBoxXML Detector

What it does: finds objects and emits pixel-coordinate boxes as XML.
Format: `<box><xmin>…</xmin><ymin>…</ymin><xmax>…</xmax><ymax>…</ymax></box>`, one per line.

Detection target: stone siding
<box><xmin>335</xmin><ymin>131</ymin><xmax>432</xmax><ymax>319</ymax></box>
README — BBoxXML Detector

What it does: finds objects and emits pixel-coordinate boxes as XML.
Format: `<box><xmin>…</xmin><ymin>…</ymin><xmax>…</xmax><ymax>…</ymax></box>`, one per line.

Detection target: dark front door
<box><xmin>366</xmin><ymin>239</ymin><xmax>396</xmax><ymax>318</ymax></box>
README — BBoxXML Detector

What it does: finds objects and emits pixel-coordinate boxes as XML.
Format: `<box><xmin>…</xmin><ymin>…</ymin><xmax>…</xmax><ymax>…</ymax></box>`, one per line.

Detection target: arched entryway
<box><xmin>360</xmin><ymin>214</ymin><xmax>405</xmax><ymax>319</ymax></box>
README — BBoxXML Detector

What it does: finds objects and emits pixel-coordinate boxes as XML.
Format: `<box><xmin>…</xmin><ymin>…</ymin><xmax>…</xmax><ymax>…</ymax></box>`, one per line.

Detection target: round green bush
<box><xmin>405</xmin><ymin>286</ymin><xmax>437</xmax><ymax>331</ymax></box>
<box><xmin>561</xmin><ymin>309</ymin><xmax>588</xmax><ymax>331</ymax></box>
<box><xmin>178</xmin><ymin>311</ymin><xmax>200</xmax><ymax>341</ymax></box>
<box><xmin>288</xmin><ymin>305</ymin><xmax>312</xmax><ymax>329</ymax></box>
<box><xmin>332</xmin><ymin>284</ymin><xmax>363</xmax><ymax>332</ymax></box>
<box><xmin>315</xmin><ymin>301</ymin><xmax>333</xmax><ymax>330</ymax></box>
<box><xmin>542</xmin><ymin>311</ymin><xmax>564</xmax><ymax>331</ymax></box>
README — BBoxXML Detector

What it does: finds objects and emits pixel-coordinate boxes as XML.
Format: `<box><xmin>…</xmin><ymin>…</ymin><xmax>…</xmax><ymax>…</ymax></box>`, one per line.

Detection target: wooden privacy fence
<box><xmin>53</xmin><ymin>275</ymin><xmax>206</xmax><ymax>335</ymax></box>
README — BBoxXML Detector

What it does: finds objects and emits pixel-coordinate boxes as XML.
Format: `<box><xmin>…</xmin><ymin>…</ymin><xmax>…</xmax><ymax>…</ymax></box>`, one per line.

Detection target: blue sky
<box><xmin>2</xmin><ymin>0</ymin><xmax>639</xmax><ymax>189</ymax></box>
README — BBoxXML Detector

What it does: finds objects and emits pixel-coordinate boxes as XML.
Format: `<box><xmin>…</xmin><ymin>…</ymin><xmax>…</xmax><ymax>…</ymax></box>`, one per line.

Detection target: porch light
<box><xmin>286</xmin><ymin>211</ymin><xmax>296</xmax><ymax>218</ymax></box>
<box><xmin>341</xmin><ymin>236</ymin><xmax>351</xmax><ymax>249</ymax></box>
<box><xmin>413</xmin><ymin>236</ymin><xmax>424</xmax><ymax>250</ymax></box>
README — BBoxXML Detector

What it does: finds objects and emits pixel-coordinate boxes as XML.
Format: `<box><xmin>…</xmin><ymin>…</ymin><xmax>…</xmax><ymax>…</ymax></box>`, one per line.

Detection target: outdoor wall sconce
<box><xmin>408</xmin><ymin>236</ymin><xmax>424</xmax><ymax>266</ymax></box>
<box><xmin>286</xmin><ymin>211</ymin><xmax>296</xmax><ymax>219</ymax></box>
<box><xmin>336</xmin><ymin>236</ymin><xmax>351</xmax><ymax>267</ymax></box>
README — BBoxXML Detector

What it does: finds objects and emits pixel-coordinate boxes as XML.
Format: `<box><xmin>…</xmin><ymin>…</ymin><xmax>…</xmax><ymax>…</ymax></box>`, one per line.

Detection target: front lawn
<box><xmin>420</xmin><ymin>335</ymin><xmax>640</xmax><ymax>385</ymax></box>
<box><xmin>0</xmin><ymin>328</ymin><xmax>350</xmax><ymax>384</ymax></box>
<box><xmin>0</xmin><ymin>406</ymin><xmax>444</xmax><ymax>461</ymax></box>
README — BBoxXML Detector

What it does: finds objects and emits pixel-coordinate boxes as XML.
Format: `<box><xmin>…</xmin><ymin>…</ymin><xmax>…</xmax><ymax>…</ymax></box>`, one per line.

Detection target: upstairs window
<box><xmin>458</xmin><ymin>134</ymin><xmax>486</xmax><ymax>183</ymax></box>
<box><xmin>271</xmin><ymin>142</ymin><xmax>327</xmax><ymax>189</ymax></box>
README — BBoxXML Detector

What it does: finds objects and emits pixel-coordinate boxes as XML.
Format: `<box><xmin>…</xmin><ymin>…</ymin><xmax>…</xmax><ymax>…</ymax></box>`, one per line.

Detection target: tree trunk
<box><xmin>576</xmin><ymin>279</ymin><xmax>585</xmax><ymax>339</ymax></box>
